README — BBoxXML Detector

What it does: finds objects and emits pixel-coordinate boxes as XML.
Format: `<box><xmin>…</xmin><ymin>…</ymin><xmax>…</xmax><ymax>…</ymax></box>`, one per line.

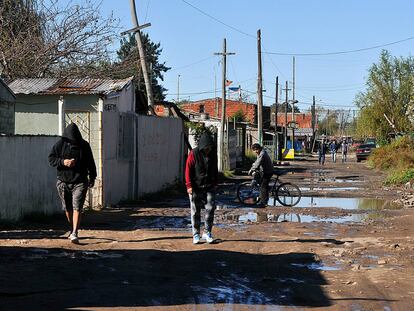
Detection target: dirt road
<box><xmin>1</xmin><ymin>156</ymin><xmax>413</xmax><ymax>310</ymax></box>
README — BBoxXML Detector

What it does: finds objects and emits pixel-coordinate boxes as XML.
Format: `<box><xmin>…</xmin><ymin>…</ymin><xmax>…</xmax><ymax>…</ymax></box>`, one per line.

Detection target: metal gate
<box><xmin>65</xmin><ymin>111</ymin><xmax>91</xmax><ymax>142</ymax></box>
<box><xmin>64</xmin><ymin>111</ymin><xmax>93</xmax><ymax>209</ymax></box>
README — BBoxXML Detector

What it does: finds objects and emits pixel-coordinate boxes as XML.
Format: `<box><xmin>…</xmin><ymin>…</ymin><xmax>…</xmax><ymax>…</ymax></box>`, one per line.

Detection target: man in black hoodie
<box><xmin>185</xmin><ymin>132</ymin><xmax>218</xmax><ymax>244</ymax></box>
<box><xmin>49</xmin><ymin>123</ymin><xmax>97</xmax><ymax>244</ymax></box>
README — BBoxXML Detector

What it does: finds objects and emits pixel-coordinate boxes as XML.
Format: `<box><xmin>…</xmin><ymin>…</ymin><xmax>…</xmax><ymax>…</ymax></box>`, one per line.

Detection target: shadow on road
<box><xmin>0</xmin><ymin>247</ymin><xmax>332</xmax><ymax>309</ymax></box>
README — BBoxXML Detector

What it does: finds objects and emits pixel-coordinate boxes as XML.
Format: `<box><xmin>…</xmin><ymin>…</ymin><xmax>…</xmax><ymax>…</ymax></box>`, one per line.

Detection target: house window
<box><xmin>199</xmin><ymin>105</ymin><xmax>205</xmax><ymax>113</ymax></box>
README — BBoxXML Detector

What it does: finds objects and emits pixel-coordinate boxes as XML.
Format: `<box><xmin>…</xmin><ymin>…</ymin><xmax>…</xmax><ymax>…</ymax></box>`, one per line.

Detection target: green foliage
<box><xmin>355</xmin><ymin>50</ymin><xmax>414</xmax><ymax>141</ymax></box>
<box><xmin>112</xmin><ymin>34</ymin><xmax>171</xmax><ymax>101</ymax></box>
<box><xmin>230</xmin><ymin>109</ymin><xmax>247</xmax><ymax>122</ymax></box>
<box><xmin>244</xmin><ymin>149</ymin><xmax>257</xmax><ymax>168</ymax></box>
<box><xmin>223</xmin><ymin>170</ymin><xmax>235</xmax><ymax>178</ymax></box>
<box><xmin>369</xmin><ymin>136</ymin><xmax>414</xmax><ymax>185</ymax></box>
<box><xmin>185</xmin><ymin>122</ymin><xmax>217</xmax><ymax>144</ymax></box>
<box><xmin>385</xmin><ymin>168</ymin><xmax>414</xmax><ymax>185</ymax></box>
<box><xmin>318</xmin><ymin>110</ymin><xmax>339</xmax><ymax>136</ymax></box>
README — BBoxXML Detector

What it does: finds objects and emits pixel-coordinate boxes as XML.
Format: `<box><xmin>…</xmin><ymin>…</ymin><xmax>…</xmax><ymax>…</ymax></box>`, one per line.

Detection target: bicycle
<box><xmin>237</xmin><ymin>173</ymin><xmax>302</xmax><ymax>207</ymax></box>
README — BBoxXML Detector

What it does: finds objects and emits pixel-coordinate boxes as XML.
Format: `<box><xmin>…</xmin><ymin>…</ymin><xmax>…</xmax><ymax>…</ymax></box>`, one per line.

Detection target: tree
<box><xmin>317</xmin><ymin>109</ymin><xmax>340</xmax><ymax>136</ymax></box>
<box><xmin>0</xmin><ymin>0</ymin><xmax>118</xmax><ymax>79</ymax></box>
<box><xmin>355</xmin><ymin>50</ymin><xmax>414</xmax><ymax>140</ymax></box>
<box><xmin>111</xmin><ymin>34</ymin><xmax>171</xmax><ymax>101</ymax></box>
<box><xmin>274</xmin><ymin>103</ymin><xmax>300</xmax><ymax>113</ymax></box>
<box><xmin>230</xmin><ymin>109</ymin><xmax>247</xmax><ymax>122</ymax></box>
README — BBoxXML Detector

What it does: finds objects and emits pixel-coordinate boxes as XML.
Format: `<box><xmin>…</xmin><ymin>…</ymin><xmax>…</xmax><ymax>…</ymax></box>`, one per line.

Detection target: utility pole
<box><xmin>275</xmin><ymin>76</ymin><xmax>279</xmax><ymax>161</ymax></box>
<box><xmin>291</xmin><ymin>56</ymin><xmax>296</xmax><ymax>150</ymax></box>
<box><xmin>177</xmin><ymin>74</ymin><xmax>181</xmax><ymax>104</ymax></box>
<box><xmin>311</xmin><ymin>95</ymin><xmax>316</xmax><ymax>151</ymax></box>
<box><xmin>128</xmin><ymin>0</ymin><xmax>154</xmax><ymax>109</ymax></box>
<box><xmin>283</xmin><ymin>81</ymin><xmax>291</xmax><ymax>149</ymax></box>
<box><xmin>214</xmin><ymin>38</ymin><xmax>235</xmax><ymax>171</ymax></box>
<box><xmin>257</xmin><ymin>29</ymin><xmax>264</xmax><ymax>145</ymax></box>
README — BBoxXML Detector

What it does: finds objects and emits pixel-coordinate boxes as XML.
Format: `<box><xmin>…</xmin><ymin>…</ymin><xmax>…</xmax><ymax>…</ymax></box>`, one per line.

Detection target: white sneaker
<box><xmin>193</xmin><ymin>234</ymin><xmax>201</xmax><ymax>244</ymax></box>
<box><xmin>202</xmin><ymin>232</ymin><xmax>214</xmax><ymax>244</ymax></box>
<box><xmin>69</xmin><ymin>232</ymin><xmax>79</xmax><ymax>244</ymax></box>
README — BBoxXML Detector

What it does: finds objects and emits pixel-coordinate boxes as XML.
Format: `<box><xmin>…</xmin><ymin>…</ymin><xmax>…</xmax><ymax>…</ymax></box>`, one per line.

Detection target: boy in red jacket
<box><xmin>185</xmin><ymin>132</ymin><xmax>218</xmax><ymax>244</ymax></box>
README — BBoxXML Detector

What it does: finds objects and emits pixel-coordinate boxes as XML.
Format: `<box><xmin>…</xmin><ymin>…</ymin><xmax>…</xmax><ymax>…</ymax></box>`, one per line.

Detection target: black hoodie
<box><xmin>190</xmin><ymin>132</ymin><xmax>218</xmax><ymax>190</ymax></box>
<box><xmin>48</xmin><ymin>123</ymin><xmax>97</xmax><ymax>183</ymax></box>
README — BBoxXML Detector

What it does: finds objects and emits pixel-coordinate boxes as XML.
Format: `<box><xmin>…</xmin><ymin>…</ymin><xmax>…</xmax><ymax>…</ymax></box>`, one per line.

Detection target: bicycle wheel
<box><xmin>237</xmin><ymin>181</ymin><xmax>260</xmax><ymax>205</ymax></box>
<box><xmin>276</xmin><ymin>182</ymin><xmax>302</xmax><ymax>207</ymax></box>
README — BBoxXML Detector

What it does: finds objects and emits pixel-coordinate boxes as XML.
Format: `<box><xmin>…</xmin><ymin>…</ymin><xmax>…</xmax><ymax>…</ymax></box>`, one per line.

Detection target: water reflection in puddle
<box><xmin>217</xmin><ymin>197</ymin><xmax>402</xmax><ymax>211</ymax></box>
<box><xmin>223</xmin><ymin>211</ymin><xmax>367</xmax><ymax>224</ymax></box>
<box><xmin>291</xmin><ymin>262</ymin><xmax>341</xmax><ymax>271</ymax></box>
<box><xmin>280</xmin><ymin>197</ymin><xmax>401</xmax><ymax>210</ymax></box>
<box><xmin>301</xmin><ymin>187</ymin><xmax>360</xmax><ymax>191</ymax></box>
<box><xmin>23</xmin><ymin>249</ymin><xmax>124</xmax><ymax>260</ymax></box>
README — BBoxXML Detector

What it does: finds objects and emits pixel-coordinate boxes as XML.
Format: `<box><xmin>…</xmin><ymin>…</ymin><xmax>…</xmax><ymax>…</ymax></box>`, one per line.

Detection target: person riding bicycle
<box><xmin>248</xmin><ymin>143</ymin><xmax>273</xmax><ymax>207</ymax></box>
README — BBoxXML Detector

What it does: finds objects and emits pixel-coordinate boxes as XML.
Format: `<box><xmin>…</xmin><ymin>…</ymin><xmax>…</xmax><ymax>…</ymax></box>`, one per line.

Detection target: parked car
<box><xmin>356</xmin><ymin>143</ymin><xmax>376</xmax><ymax>162</ymax></box>
<box><xmin>365</xmin><ymin>137</ymin><xmax>376</xmax><ymax>145</ymax></box>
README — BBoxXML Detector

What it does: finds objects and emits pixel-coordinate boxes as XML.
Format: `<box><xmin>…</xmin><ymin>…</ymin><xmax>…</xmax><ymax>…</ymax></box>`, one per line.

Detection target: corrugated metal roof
<box><xmin>8</xmin><ymin>77</ymin><xmax>133</xmax><ymax>96</ymax></box>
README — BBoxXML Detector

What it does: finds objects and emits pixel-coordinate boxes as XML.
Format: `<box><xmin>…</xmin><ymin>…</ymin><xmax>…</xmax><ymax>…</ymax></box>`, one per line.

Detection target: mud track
<box><xmin>1</xmin><ymin>156</ymin><xmax>413</xmax><ymax>310</ymax></box>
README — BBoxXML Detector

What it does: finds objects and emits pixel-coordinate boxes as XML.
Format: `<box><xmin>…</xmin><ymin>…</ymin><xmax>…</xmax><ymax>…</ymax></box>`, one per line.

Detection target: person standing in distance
<box><xmin>48</xmin><ymin>123</ymin><xmax>97</xmax><ymax>244</ymax></box>
<box><xmin>249</xmin><ymin>143</ymin><xmax>273</xmax><ymax>207</ymax></box>
<box><xmin>341</xmin><ymin>138</ymin><xmax>349</xmax><ymax>163</ymax></box>
<box><xmin>185</xmin><ymin>132</ymin><xmax>218</xmax><ymax>245</ymax></box>
<box><xmin>318</xmin><ymin>139</ymin><xmax>327</xmax><ymax>165</ymax></box>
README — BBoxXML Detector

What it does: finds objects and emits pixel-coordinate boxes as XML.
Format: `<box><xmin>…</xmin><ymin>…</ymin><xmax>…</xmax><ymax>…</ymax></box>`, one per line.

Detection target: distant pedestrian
<box><xmin>329</xmin><ymin>139</ymin><xmax>338</xmax><ymax>163</ymax></box>
<box><xmin>248</xmin><ymin>143</ymin><xmax>274</xmax><ymax>207</ymax></box>
<box><xmin>341</xmin><ymin>139</ymin><xmax>349</xmax><ymax>163</ymax></box>
<box><xmin>318</xmin><ymin>139</ymin><xmax>327</xmax><ymax>165</ymax></box>
<box><xmin>185</xmin><ymin>132</ymin><xmax>218</xmax><ymax>245</ymax></box>
<box><xmin>48</xmin><ymin>123</ymin><xmax>96</xmax><ymax>244</ymax></box>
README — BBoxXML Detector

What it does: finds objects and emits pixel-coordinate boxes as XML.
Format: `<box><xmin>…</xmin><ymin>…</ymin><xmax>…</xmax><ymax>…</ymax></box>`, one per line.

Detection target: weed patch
<box><xmin>369</xmin><ymin>136</ymin><xmax>414</xmax><ymax>185</ymax></box>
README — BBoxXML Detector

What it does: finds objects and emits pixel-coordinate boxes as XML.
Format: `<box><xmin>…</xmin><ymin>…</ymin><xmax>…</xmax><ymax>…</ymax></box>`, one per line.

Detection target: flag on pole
<box><xmin>225</xmin><ymin>79</ymin><xmax>233</xmax><ymax>86</ymax></box>
<box><xmin>228</xmin><ymin>86</ymin><xmax>240</xmax><ymax>92</ymax></box>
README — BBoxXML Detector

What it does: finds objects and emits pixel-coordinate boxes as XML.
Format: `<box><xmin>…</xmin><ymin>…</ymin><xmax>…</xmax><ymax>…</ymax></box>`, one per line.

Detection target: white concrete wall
<box><xmin>103</xmin><ymin>113</ymin><xmax>184</xmax><ymax>204</ymax></box>
<box><xmin>102</xmin><ymin>111</ymin><xmax>135</xmax><ymax>205</ymax></box>
<box><xmin>136</xmin><ymin>115</ymin><xmax>184</xmax><ymax>196</ymax></box>
<box><xmin>0</xmin><ymin>136</ymin><xmax>60</xmax><ymax>221</ymax></box>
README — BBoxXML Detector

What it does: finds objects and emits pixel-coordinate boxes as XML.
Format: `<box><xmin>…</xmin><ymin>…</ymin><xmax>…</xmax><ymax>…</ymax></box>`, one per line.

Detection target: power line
<box><xmin>262</xmin><ymin>35</ymin><xmax>414</xmax><ymax>56</ymax></box>
<box><xmin>181</xmin><ymin>0</ymin><xmax>255</xmax><ymax>38</ymax></box>
<box><xmin>169</xmin><ymin>56</ymin><xmax>215</xmax><ymax>72</ymax></box>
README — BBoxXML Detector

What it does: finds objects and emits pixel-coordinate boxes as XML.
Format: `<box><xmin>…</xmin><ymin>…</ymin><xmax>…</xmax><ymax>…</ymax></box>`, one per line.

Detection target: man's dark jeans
<box><xmin>260</xmin><ymin>173</ymin><xmax>272</xmax><ymax>205</ymax></box>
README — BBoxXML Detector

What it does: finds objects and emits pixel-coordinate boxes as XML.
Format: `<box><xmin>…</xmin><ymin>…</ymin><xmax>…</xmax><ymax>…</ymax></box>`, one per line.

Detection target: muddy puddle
<box><xmin>292</xmin><ymin>197</ymin><xmax>402</xmax><ymax>210</ymax></box>
<box><xmin>22</xmin><ymin>248</ymin><xmax>124</xmax><ymax>260</ymax></box>
<box><xmin>219</xmin><ymin>210</ymin><xmax>371</xmax><ymax>225</ymax></box>
<box><xmin>300</xmin><ymin>186</ymin><xmax>360</xmax><ymax>191</ymax></box>
<box><xmin>217</xmin><ymin>197</ymin><xmax>402</xmax><ymax>211</ymax></box>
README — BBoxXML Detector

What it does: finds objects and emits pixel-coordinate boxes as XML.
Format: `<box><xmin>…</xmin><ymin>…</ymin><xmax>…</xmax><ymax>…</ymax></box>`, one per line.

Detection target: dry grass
<box><xmin>368</xmin><ymin>136</ymin><xmax>414</xmax><ymax>185</ymax></box>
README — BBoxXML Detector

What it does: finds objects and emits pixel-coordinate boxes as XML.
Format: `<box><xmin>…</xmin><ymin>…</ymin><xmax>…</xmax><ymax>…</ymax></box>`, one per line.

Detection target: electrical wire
<box><xmin>169</xmin><ymin>56</ymin><xmax>215</xmax><ymax>72</ymax></box>
<box><xmin>181</xmin><ymin>0</ymin><xmax>255</xmax><ymax>38</ymax></box>
<box><xmin>262</xmin><ymin>35</ymin><xmax>414</xmax><ymax>56</ymax></box>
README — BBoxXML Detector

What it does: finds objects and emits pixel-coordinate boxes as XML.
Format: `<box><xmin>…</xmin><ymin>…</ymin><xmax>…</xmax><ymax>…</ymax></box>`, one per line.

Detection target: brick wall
<box><xmin>180</xmin><ymin>98</ymin><xmax>256</xmax><ymax>124</ymax></box>
<box><xmin>0</xmin><ymin>101</ymin><xmax>14</xmax><ymax>134</ymax></box>
<box><xmin>276</xmin><ymin>113</ymin><xmax>314</xmax><ymax>128</ymax></box>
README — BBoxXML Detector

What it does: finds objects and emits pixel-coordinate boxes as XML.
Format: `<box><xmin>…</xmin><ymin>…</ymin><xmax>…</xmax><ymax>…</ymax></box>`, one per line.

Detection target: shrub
<box><xmin>369</xmin><ymin>136</ymin><xmax>414</xmax><ymax>185</ymax></box>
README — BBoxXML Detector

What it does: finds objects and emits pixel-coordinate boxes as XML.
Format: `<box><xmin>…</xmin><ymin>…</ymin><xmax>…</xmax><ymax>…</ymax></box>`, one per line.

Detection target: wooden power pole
<box><xmin>291</xmin><ymin>56</ymin><xmax>296</xmax><ymax>149</ymax></box>
<box><xmin>214</xmin><ymin>38</ymin><xmax>235</xmax><ymax>171</ymax></box>
<box><xmin>274</xmin><ymin>76</ymin><xmax>279</xmax><ymax>161</ymax></box>
<box><xmin>128</xmin><ymin>0</ymin><xmax>154</xmax><ymax>110</ymax></box>
<box><xmin>257</xmin><ymin>29</ymin><xmax>264</xmax><ymax>145</ymax></box>
<box><xmin>283</xmin><ymin>81</ymin><xmax>291</xmax><ymax>149</ymax></box>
